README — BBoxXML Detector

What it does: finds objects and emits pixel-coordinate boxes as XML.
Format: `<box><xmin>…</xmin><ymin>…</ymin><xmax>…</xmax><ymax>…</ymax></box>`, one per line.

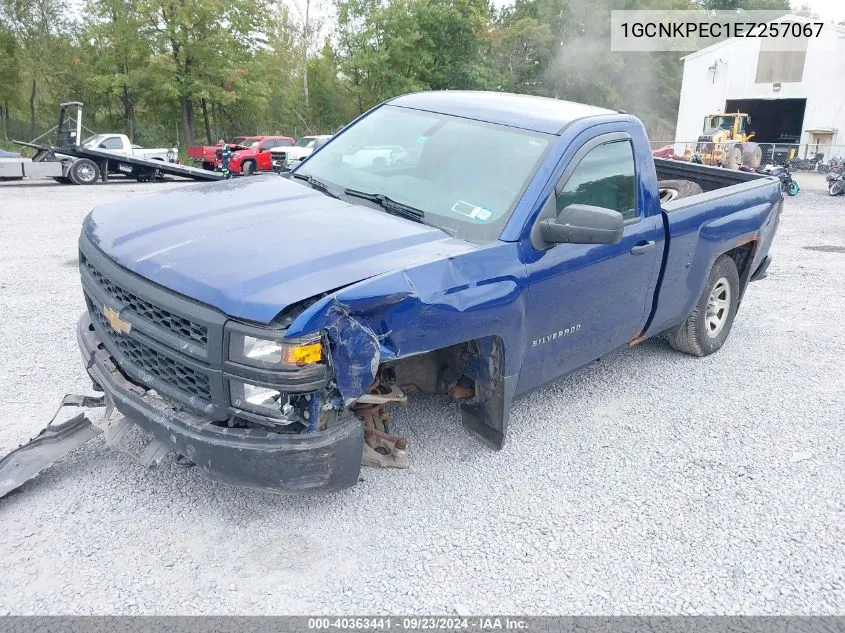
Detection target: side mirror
<box><xmin>539</xmin><ymin>204</ymin><xmax>624</xmax><ymax>245</ymax></box>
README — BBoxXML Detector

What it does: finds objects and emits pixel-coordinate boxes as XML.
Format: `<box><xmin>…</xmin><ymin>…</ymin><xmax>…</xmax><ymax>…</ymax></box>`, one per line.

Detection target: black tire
<box><xmin>741</xmin><ymin>142</ymin><xmax>762</xmax><ymax>168</ymax></box>
<box><xmin>69</xmin><ymin>158</ymin><xmax>100</xmax><ymax>185</ymax></box>
<box><xmin>725</xmin><ymin>145</ymin><xmax>742</xmax><ymax>170</ymax></box>
<box><xmin>667</xmin><ymin>255</ymin><xmax>740</xmax><ymax>357</ymax></box>
<box><xmin>658</xmin><ymin>179</ymin><xmax>703</xmax><ymax>203</ymax></box>
<box><xmin>242</xmin><ymin>161</ymin><xmax>255</xmax><ymax>176</ymax></box>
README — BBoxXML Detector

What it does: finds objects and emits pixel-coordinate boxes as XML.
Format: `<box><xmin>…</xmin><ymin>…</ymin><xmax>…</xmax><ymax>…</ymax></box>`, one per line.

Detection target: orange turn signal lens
<box><xmin>284</xmin><ymin>342</ymin><xmax>323</xmax><ymax>366</ymax></box>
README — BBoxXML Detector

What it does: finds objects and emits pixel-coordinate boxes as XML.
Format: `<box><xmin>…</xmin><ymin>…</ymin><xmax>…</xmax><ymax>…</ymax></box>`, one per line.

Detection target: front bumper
<box><xmin>77</xmin><ymin>313</ymin><xmax>364</xmax><ymax>494</ymax></box>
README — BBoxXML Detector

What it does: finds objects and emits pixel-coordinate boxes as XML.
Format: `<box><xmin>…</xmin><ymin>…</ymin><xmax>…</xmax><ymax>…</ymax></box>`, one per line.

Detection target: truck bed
<box><xmin>645</xmin><ymin>157</ymin><xmax>783</xmax><ymax>338</ymax></box>
<box><xmin>656</xmin><ymin>157</ymin><xmax>773</xmax><ymax>202</ymax></box>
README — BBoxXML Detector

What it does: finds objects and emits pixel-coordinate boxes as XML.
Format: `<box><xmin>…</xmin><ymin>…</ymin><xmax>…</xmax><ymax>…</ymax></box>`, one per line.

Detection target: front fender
<box><xmin>285</xmin><ymin>242</ymin><xmax>528</xmax><ymax>407</ymax></box>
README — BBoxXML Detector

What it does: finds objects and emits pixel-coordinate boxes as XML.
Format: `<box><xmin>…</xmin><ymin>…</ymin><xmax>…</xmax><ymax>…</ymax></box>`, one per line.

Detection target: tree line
<box><xmin>0</xmin><ymin>0</ymin><xmax>791</xmax><ymax>152</ymax></box>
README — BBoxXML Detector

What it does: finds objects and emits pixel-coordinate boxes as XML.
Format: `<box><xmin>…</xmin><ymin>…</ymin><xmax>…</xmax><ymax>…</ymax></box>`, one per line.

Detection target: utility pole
<box><xmin>302</xmin><ymin>0</ymin><xmax>310</xmax><ymax>117</ymax></box>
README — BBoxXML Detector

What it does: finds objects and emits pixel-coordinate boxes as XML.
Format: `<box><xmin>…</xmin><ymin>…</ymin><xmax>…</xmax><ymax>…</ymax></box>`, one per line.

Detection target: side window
<box><xmin>100</xmin><ymin>136</ymin><xmax>124</xmax><ymax>150</ymax></box>
<box><xmin>556</xmin><ymin>140</ymin><xmax>638</xmax><ymax>221</ymax></box>
<box><xmin>278</xmin><ymin>138</ymin><xmax>294</xmax><ymax>147</ymax></box>
<box><xmin>259</xmin><ymin>140</ymin><xmax>275</xmax><ymax>151</ymax></box>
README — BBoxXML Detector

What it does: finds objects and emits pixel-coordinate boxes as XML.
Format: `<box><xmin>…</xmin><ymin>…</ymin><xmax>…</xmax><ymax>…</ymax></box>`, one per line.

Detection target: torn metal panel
<box><xmin>286</xmin><ymin>242</ymin><xmax>528</xmax><ymax>409</ymax></box>
<box><xmin>321</xmin><ymin>302</ymin><xmax>384</xmax><ymax>405</ymax></box>
<box><xmin>0</xmin><ymin>413</ymin><xmax>102</xmax><ymax>500</ymax></box>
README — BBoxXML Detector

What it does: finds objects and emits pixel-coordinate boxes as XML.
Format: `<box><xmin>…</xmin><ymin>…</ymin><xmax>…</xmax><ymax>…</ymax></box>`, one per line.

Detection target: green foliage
<box><xmin>696</xmin><ymin>0</ymin><xmax>789</xmax><ymax>9</ymax></box>
<box><xmin>1</xmin><ymin>0</ymin><xmax>755</xmax><ymax>148</ymax></box>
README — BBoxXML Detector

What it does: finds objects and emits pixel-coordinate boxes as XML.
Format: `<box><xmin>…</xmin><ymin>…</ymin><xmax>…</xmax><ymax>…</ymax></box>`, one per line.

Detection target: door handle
<box><xmin>630</xmin><ymin>240</ymin><xmax>655</xmax><ymax>255</ymax></box>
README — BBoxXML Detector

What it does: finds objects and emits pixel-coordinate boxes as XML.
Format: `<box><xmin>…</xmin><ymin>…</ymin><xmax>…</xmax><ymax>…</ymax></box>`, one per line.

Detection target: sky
<box><xmin>797</xmin><ymin>0</ymin><xmax>845</xmax><ymax>23</ymax></box>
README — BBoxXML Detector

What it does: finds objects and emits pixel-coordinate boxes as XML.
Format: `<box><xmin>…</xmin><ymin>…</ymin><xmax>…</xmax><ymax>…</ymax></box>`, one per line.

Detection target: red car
<box><xmin>223</xmin><ymin>136</ymin><xmax>296</xmax><ymax>175</ymax></box>
<box><xmin>187</xmin><ymin>144</ymin><xmax>222</xmax><ymax>171</ymax></box>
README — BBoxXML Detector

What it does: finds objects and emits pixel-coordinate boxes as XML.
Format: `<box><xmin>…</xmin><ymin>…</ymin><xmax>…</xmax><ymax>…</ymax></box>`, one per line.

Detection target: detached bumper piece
<box><xmin>78</xmin><ymin>314</ymin><xmax>364</xmax><ymax>494</ymax></box>
<box><xmin>0</xmin><ymin>394</ymin><xmax>105</xmax><ymax>499</ymax></box>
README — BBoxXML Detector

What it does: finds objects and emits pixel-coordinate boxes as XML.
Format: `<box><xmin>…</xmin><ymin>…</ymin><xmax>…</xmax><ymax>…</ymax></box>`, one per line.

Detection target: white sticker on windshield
<box><xmin>451</xmin><ymin>201</ymin><xmax>493</xmax><ymax>221</ymax></box>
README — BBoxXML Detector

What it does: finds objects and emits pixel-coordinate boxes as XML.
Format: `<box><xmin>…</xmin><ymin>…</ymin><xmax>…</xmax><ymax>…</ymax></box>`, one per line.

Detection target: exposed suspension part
<box><xmin>352</xmin><ymin>370</ymin><xmax>409</xmax><ymax>469</ymax></box>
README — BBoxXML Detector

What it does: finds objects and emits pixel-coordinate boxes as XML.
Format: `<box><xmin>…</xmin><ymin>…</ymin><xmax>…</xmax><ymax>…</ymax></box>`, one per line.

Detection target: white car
<box><xmin>271</xmin><ymin>135</ymin><xmax>332</xmax><ymax>171</ymax></box>
<box><xmin>80</xmin><ymin>134</ymin><xmax>178</xmax><ymax>163</ymax></box>
<box><xmin>341</xmin><ymin>145</ymin><xmax>408</xmax><ymax>169</ymax></box>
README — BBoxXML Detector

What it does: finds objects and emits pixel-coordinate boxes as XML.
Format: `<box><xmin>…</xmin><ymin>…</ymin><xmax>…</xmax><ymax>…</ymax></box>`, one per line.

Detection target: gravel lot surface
<box><xmin>0</xmin><ymin>176</ymin><xmax>843</xmax><ymax>615</ymax></box>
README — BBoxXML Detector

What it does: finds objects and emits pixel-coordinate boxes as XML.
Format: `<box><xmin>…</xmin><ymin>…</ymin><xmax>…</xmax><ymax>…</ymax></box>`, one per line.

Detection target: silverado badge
<box><xmin>103</xmin><ymin>305</ymin><xmax>131</xmax><ymax>334</ymax></box>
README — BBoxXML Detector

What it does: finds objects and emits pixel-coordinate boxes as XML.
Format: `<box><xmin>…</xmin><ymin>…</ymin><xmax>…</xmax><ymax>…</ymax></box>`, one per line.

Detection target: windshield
<box><xmin>81</xmin><ymin>134</ymin><xmax>107</xmax><ymax>148</ymax></box>
<box><xmin>297</xmin><ymin>137</ymin><xmax>317</xmax><ymax>148</ymax></box>
<box><xmin>237</xmin><ymin>139</ymin><xmax>260</xmax><ymax>148</ymax></box>
<box><xmin>706</xmin><ymin>116</ymin><xmax>735</xmax><ymax>131</ymax></box>
<box><xmin>295</xmin><ymin>105</ymin><xmax>553</xmax><ymax>244</ymax></box>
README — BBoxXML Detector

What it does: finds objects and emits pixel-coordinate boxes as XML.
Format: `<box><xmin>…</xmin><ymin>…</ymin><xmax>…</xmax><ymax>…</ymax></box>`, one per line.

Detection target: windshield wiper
<box><xmin>291</xmin><ymin>172</ymin><xmax>339</xmax><ymax>199</ymax></box>
<box><xmin>343</xmin><ymin>189</ymin><xmax>425</xmax><ymax>223</ymax></box>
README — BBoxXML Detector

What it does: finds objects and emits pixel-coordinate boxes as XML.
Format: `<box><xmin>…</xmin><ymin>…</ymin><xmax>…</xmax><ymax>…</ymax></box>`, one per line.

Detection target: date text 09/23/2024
<box><xmin>308</xmin><ymin>617</ymin><xmax>528</xmax><ymax>630</ymax></box>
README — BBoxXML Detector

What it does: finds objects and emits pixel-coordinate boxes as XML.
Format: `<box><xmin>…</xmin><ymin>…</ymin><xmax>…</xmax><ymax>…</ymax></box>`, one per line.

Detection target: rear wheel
<box><xmin>667</xmin><ymin>255</ymin><xmax>740</xmax><ymax>357</ymax></box>
<box><xmin>725</xmin><ymin>145</ymin><xmax>743</xmax><ymax>170</ymax></box>
<box><xmin>69</xmin><ymin>158</ymin><xmax>100</xmax><ymax>185</ymax></box>
<box><xmin>786</xmin><ymin>181</ymin><xmax>799</xmax><ymax>196</ymax></box>
<box><xmin>741</xmin><ymin>143</ymin><xmax>763</xmax><ymax>169</ymax></box>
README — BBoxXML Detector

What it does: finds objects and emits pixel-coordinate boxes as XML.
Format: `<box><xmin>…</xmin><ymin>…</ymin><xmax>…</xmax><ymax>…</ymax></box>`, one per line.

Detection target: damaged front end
<box><xmin>73</xmin><ymin>236</ymin><xmax>375</xmax><ymax>494</ymax></box>
<box><xmin>4</xmin><ymin>234</ymin><xmax>519</xmax><ymax>497</ymax></box>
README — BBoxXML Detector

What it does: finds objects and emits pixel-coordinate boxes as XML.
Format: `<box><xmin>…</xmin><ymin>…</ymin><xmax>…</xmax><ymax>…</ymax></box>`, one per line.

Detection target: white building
<box><xmin>674</xmin><ymin>16</ymin><xmax>845</xmax><ymax>157</ymax></box>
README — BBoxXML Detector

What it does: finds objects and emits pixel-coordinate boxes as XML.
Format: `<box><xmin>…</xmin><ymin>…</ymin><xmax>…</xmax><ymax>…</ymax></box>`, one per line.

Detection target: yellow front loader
<box><xmin>685</xmin><ymin>113</ymin><xmax>763</xmax><ymax>170</ymax></box>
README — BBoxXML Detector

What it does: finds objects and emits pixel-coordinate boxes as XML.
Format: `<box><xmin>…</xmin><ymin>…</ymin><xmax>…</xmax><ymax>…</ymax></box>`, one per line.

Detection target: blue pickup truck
<box><xmin>76</xmin><ymin>91</ymin><xmax>782</xmax><ymax>493</ymax></box>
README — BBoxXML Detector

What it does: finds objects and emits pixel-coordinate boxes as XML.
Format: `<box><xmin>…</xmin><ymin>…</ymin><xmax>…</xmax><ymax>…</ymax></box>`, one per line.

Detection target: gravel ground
<box><xmin>0</xmin><ymin>176</ymin><xmax>843</xmax><ymax>615</ymax></box>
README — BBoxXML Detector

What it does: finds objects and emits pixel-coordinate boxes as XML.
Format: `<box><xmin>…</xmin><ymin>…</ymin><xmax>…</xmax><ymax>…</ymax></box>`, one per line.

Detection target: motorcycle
<box><xmin>743</xmin><ymin>164</ymin><xmax>800</xmax><ymax>196</ymax></box>
<box><xmin>826</xmin><ymin>172</ymin><xmax>844</xmax><ymax>196</ymax></box>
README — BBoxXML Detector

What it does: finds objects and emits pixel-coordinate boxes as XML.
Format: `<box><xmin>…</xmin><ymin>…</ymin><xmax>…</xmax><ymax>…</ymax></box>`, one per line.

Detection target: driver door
<box><xmin>256</xmin><ymin>140</ymin><xmax>276</xmax><ymax>170</ymax></box>
<box><xmin>517</xmin><ymin>130</ymin><xmax>664</xmax><ymax>394</ymax></box>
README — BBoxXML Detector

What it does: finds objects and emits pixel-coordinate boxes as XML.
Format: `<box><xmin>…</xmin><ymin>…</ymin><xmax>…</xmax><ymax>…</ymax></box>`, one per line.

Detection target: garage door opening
<box><xmin>724</xmin><ymin>98</ymin><xmax>806</xmax><ymax>144</ymax></box>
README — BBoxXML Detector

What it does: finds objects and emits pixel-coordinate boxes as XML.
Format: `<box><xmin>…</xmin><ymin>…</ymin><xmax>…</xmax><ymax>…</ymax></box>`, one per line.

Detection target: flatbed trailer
<box><xmin>3</xmin><ymin>102</ymin><xmax>223</xmax><ymax>185</ymax></box>
<box><xmin>57</xmin><ymin>144</ymin><xmax>224</xmax><ymax>183</ymax></box>
<box><xmin>4</xmin><ymin>141</ymin><xmax>223</xmax><ymax>185</ymax></box>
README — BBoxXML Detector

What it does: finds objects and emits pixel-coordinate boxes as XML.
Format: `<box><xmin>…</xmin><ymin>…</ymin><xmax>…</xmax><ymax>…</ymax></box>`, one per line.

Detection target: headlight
<box><xmin>229</xmin><ymin>379</ymin><xmax>291</xmax><ymax>420</ymax></box>
<box><xmin>228</xmin><ymin>331</ymin><xmax>323</xmax><ymax>370</ymax></box>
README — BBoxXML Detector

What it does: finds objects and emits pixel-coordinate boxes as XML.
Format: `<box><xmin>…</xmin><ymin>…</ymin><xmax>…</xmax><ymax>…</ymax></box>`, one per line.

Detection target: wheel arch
<box><xmin>722</xmin><ymin>239</ymin><xmax>757</xmax><ymax>301</ymax></box>
<box><xmin>382</xmin><ymin>334</ymin><xmax>515</xmax><ymax>449</ymax></box>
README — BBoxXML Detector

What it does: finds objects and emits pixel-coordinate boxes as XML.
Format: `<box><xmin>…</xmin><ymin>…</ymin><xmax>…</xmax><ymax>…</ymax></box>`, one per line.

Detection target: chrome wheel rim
<box><xmin>77</xmin><ymin>164</ymin><xmax>95</xmax><ymax>182</ymax></box>
<box><xmin>705</xmin><ymin>277</ymin><xmax>731</xmax><ymax>338</ymax></box>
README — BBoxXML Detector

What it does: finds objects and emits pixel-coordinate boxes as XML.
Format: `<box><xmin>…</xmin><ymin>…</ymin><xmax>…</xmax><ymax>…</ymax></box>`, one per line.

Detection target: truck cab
<box><xmin>80</xmin><ymin>134</ymin><xmax>177</xmax><ymax>163</ymax></box>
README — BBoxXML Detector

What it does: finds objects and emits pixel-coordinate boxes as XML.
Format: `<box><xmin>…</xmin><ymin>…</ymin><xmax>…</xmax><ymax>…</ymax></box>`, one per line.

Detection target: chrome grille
<box><xmin>91</xmin><ymin>302</ymin><xmax>211</xmax><ymax>400</ymax></box>
<box><xmin>82</xmin><ymin>254</ymin><xmax>208</xmax><ymax>346</ymax></box>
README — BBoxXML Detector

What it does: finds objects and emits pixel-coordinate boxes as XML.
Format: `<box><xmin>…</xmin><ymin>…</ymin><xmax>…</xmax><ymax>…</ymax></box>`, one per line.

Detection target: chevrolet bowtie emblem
<box><xmin>103</xmin><ymin>305</ymin><xmax>131</xmax><ymax>334</ymax></box>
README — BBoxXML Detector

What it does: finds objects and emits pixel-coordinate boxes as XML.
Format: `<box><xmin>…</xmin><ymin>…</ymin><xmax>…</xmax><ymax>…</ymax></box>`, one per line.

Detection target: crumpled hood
<box><xmin>83</xmin><ymin>177</ymin><xmax>476</xmax><ymax>324</ymax></box>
